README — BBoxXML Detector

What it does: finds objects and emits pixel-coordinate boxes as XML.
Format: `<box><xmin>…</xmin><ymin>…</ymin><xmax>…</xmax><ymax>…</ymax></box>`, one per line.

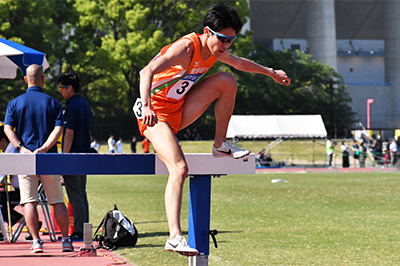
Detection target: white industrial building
<box><xmin>247</xmin><ymin>0</ymin><xmax>400</xmax><ymax>131</ymax></box>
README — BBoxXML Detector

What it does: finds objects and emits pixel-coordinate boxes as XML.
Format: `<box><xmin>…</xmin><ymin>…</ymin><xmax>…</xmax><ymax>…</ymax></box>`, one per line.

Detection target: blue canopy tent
<box><xmin>0</xmin><ymin>38</ymin><xmax>49</xmax><ymax>79</ymax></box>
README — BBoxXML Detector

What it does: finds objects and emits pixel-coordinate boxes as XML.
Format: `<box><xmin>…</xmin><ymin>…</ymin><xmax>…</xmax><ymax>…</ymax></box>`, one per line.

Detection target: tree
<box><xmin>68</xmin><ymin>0</ymin><xmax>250</xmax><ymax>137</ymax></box>
<box><xmin>0</xmin><ymin>0</ymin><xmax>353</xmax><ymax>139</ymax></box>
<box><xmin>0</xmin><ymin>0</ymin><xmax>75</xmax><ymax>118</ymax></box>
<box><xmin>0</xmin><ymin>0</ymin><xmax>251</xmax><ymax>139</ymax></box>
<box><xmin>232</xmin><ymin>48</ymin><xmax>355</xmax><ymax>137</ymax></box>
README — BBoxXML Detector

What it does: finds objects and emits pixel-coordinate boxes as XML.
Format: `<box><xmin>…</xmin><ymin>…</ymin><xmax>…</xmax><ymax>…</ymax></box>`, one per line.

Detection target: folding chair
<box><xmin>0</xmin><ymin>175</ymin><xmax>12</xmax><ymax>242</ymax></box>
<box><xmin>0</xmin><ymin>204</ymin><xmax>8</xmax><ymax>243</ymax></box>
<box><xmin>11</xmin><ymin>183</ymin><xmax>57</xmax><ymax>242</ymax></box>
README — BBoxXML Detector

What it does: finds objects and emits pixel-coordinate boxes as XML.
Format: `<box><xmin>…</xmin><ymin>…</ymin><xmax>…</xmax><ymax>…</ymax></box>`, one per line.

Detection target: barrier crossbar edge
<box><xmin>0</xmin><ymin>153</ymin><xmax>255</xmax><ymax>266</ymax></box>
<box><xmin>0</xmin><ymin>153</ymin><xmax>255</xmax><ymax>176</ymax></box>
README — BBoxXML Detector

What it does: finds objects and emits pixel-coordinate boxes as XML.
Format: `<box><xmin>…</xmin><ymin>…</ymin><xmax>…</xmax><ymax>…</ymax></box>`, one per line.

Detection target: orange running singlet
<box><xmin>137</xmin><ymin>32</ymin><xmax>216</xmax><ymax>135</ymax></box>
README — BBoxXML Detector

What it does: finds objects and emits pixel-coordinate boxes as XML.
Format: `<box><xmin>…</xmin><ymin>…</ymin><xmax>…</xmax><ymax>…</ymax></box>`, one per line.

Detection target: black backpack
<box><xmin>93</xmin><ymin>205</ymin><xmax>138</xmax><ymax>250</ymax></box>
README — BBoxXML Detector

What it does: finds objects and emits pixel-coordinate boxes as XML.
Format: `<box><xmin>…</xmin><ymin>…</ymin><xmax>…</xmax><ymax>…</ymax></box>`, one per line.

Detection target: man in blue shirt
<box><xmin>4</xmin><ymin>64</ymin><xmax>73</xmax><ymax>253</ymax></box>
<box><xmin>58</xmin><ymin>73</ymin><xmax>92</xmax><ymax>241</ymax></box>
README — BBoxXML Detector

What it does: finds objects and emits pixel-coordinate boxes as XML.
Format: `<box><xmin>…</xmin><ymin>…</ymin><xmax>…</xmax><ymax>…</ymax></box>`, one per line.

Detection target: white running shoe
<box><xmin>30</xmin><ymin>239</ymin><xmax>43</xmax><ymax>253</ymax></box>
<box><xmin>212</xmin><ymin>141</ymin><xmax>250</xmax><ymax>159</ymax></box>
<box><xmin>165</xmin><ymin>236</ymin><xmax>199</xmax><ymax>257</ymax></box>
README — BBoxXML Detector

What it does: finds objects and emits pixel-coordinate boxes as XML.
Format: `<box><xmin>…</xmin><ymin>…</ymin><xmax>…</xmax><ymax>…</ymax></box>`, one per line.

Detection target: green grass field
<box><xmin>87</xmin><ymin>171</ymin><xmax>400</xmax><ymax>266</ymax></box>
<box><xmin>99</xmin><ymin>139</ymin><xmax>363</xmax><ymax>167</ymax></box>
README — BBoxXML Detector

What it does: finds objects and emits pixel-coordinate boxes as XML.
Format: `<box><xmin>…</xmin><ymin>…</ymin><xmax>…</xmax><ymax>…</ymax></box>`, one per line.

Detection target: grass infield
<box><xmin>87</xmin><ymin>171</ymin><xmax>400</xmax><ymax>266</ymax></box>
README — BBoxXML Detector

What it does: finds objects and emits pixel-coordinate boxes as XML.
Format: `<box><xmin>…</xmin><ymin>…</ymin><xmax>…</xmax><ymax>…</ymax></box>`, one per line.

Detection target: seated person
<box><xmin>264</xmin><ymin>153</ymin><xmax>274</xmax><ymax>162</ymax></box>
<box><xmin>0</xmin><ymin>126</ymin><xmax>23</xmax><ymax>240</ymax></box>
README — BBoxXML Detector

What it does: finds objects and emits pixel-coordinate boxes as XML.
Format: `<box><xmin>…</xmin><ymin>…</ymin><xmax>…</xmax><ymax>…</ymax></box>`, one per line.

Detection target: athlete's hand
<box><xmin>272</xmin><ymin>69</ymin><xmax>291</xmax><ymax>86</ymax></box>
<box><xmin>142</xmin><ymin>106</ymin><xmax>158</xmax><ymax>127</ymax></box>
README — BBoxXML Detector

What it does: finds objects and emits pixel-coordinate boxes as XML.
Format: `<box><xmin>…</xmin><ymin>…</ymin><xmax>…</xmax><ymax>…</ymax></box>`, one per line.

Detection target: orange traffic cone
<box><xmin>50</xmin><ymin>205</ymin><xmax>61</xmax><ymax>234</ymax></box>
<box><xmin>68</xmin><ymin>202</ymin><xmax>75</xmax><ymax>235</ymax></box>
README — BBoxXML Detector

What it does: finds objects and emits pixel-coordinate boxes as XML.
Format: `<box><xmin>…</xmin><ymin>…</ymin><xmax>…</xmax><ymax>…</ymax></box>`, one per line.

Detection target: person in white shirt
<box><xmin>389</xmin><ymin>138</ymin><xmax>398</xmax><ymax>166</ymax></box>
<box><xmin>90</xmin><ymin>139</ymin><xmax>100</xmax><ymax>152</ymax></box>
<box><xmin>116</xmin><ymin>138</ymin><xmax>124</xmax><ymax>153</ymax></box>
<box><xmin>340</xmin><ymin>141</ymin><xmax>350</xmax><ymax>168</ymax></box>
<box><xmin>107</xmin><ymin>135</ymin><xmax>116</xmax><ymax>153</ymax></box>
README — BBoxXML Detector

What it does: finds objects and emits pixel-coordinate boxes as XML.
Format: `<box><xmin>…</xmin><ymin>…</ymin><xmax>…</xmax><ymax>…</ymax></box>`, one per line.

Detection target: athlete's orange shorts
<box><xmin>137</xmin><ymin>97</ymin><xmax>185</xmax><ymax>136</ymax></box>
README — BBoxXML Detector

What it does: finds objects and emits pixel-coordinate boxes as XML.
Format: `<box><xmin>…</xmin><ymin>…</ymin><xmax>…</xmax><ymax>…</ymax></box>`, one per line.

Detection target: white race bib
<box><xmin>167</xmin><ymin>74</ymin><xmax>203</xmax><ymax>100</ymax></box>
<box><xmin>132</xmin><ymin>98</ymin><xmax>143</xmax><ymax>119</ymax></box>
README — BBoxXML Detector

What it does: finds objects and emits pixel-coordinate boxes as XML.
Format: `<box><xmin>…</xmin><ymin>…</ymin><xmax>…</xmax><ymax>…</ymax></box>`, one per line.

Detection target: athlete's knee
<box><xmin>171</xmin><ymin>162</ymin><xmax>189</xmax><ymax>180</ymax></box>
<box><xmin>217</xmin><ymin>72</ymin><xmax>237</xmax><ymax>94</ymax></box>
<box><xmin>219</xmin><ymin>72</ymin><xmax>236</xmax><ymax>85</ymax></box>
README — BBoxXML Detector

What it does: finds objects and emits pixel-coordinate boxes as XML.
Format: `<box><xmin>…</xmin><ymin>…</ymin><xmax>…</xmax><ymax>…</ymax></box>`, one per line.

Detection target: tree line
<box><xmin>0</xmin><ymin>0</ymin><xmax>354</xmax><ymax>141</ymax></box>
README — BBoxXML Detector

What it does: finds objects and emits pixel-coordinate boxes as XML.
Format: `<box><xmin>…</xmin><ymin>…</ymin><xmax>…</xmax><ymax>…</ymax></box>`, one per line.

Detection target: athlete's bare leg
<box><xmin>143</xmin><ymin>122</ymin><xmax>188</xmax><ymax>240</ymax></box>
<box><xmin>179</xmin><ymin>72</ymin><xmax>237</xmax><ymax>148</ymax></box>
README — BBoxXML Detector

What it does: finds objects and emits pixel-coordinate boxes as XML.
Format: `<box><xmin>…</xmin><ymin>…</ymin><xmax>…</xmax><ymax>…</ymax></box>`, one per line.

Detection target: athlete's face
<box><xmin>206</xmin><ymin>26</ymin><xmax>236</xmax><ymax>55</ymax></box>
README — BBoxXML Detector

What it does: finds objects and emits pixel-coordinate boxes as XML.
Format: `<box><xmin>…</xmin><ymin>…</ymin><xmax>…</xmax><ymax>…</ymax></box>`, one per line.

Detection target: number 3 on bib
<box><xmin>132</xmin><ymin>98</ymin><xmax>143</xmax><ymax>119</ymax></box>
<box><xmin>167</xmin><ymin>79</ymin><xmax>195</xmax><ymax>100</ymax></box>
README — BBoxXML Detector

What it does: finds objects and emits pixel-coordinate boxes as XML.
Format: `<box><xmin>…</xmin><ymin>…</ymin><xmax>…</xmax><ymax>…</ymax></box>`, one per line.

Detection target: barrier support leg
<box><xmin>188</xmin><ymin>175</ymin><xmax>211</xmax><ymax>266</ymax></box>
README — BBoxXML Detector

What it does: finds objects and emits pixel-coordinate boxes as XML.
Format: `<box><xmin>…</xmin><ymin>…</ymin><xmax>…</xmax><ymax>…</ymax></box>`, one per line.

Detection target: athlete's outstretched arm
<box><xmin>218</xmin><ymin>52</ymin><xmax>291</xmax><ymax>85</ymax></box>
<box><xmin>139</xmin><ymin>39</ymin><xmax>194</xmax><ymax>127</ymax></box>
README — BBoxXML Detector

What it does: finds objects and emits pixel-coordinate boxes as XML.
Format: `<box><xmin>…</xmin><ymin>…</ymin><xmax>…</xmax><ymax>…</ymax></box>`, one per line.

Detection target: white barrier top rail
<box><xmin>0</xmin><ymin>153</ymin><xmax>255</xmax><ymax>176</ymax></box>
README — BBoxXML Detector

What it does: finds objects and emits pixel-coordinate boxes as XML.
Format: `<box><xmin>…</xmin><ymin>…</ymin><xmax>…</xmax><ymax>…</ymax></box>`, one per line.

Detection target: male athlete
<box><xmin>134</xmin><ymin>2</ymin><xmax>290</xmax><ymax>256</ymax></box>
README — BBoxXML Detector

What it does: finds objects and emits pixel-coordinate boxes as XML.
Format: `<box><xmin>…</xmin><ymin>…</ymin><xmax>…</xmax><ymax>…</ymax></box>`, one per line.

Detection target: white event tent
<box><xmin>227</xmin><ymin>115</ymin><xmax>327</xmax><ymax>139</ymax></box>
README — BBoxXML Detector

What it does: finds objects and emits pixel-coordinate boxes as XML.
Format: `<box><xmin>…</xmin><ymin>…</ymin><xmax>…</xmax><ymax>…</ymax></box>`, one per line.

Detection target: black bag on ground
<box><xmin>93</xmin><ymin>204</ymin><xmax>138</xmax><ymax>250</ymax></box>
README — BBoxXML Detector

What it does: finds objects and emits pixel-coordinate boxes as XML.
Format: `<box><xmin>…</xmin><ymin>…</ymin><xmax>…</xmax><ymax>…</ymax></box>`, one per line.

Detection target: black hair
<box><xmin>203</xmin><ymin>2</ymin><xmax>243</xmax><ymax>33</ymax></box>
<box><xmin>57</xmin><ymin>73</ymin><xmax>80</xmax><ymax>93</ymax></box>
<box><xmin>0</xmin><ymin>126</ymin><xmax>9</xmax><ymax>142</ymax></box>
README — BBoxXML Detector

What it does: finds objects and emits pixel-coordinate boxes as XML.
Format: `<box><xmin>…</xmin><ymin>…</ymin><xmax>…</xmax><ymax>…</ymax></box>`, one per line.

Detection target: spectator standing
<box><xmin>142</xmin><ymin>137</ymin><xmax>150</xmax><ymax>153</ymax></box>
<box><xmin>4</xmin><ymin>64</ymin><xmax>73</xmax><ymax>253</ymax></box>
<box><xmin>116</xmin><ymin>137</ymin><xmax>124</xmax><ymax>153</ymax></box>
<box><xmin>371</xmin><ymin>139</ymin><xmax>382</xmax><ymax>165</ymax></box>
<box><xmin>90</xmin><ymin>139</ymin><xmax>100</xmax><ymax>152</ymax></box>
<box><xmin>352</xmin><ymin>140</ymin><xmax>360</xmax><ymax>168</ymax></box>
<box><xmin>359</xmin><ymin>141</ymin><xmax>367</xmax><ymax>167</ymax></box>
<box><xmin>131</xmin><ymin>136</ymin><xmax>137</xmax><ymax>153</ymax></box>
<box><xmin>326</xmin><ymin>137</ymin><xmax>335</xmax><ymax>167</ymax></box>
<box><xmin>58</xmin><ymin>73</ymin><xmax>92</xmax><ymax>241</ymax></box>
<box><xmin>340</xmin><ymin>141</ymin><xmax>350</xmax><ymax>168</ymax></box>
<box><xmin>389</xmin><ymin>138</ymin><xmax>398</xmax><ymax>166</ymax></box>
<box><xmin>107</xmin><ymin>135</ymin><xmax>116</xmax><ymax>153</ymax></box>
<box><xmin>384</xmin><ymin>148</ymin><xmax>390</xmax><ymax>166</ymax></box>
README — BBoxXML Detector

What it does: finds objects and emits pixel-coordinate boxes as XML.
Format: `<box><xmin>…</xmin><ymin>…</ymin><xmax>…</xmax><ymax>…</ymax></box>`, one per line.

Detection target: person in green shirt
<box><xmin>326</xmin><ymin>137</ymin><xmax>336</xmax><ymax>167</ymax></box>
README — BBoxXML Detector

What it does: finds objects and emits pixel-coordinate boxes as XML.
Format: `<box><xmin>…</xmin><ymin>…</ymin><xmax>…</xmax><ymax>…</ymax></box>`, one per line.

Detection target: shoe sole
<box><xmin>30</xmin><ymin>248</ymin><xmax>43</xmax><ymax>254</ymax></box>
<box><xmin>165</xmin><ymin>248</ymin><xmax>198</xmax><ymax>257</ymax></box>
<box><xmin>233</xmin><ymin>150</ymin><xmax>251</xmax><ymax>159</ymax></box>
<box><xmin>165</xmin><ymin>247</ymin><xmax>174</xmax><ymax>252</ymax></box>
<box><xmin>213</xmin><ymin>150</ymin><xmax>250</xmax><ymax>159</ymax></box>
<box><xmin>63</xmin><ymin>248</ymin><xmax>74</xmax><ymax>252</ymax></box>
<box><xmin>165</xmin><ymin>244</ymin><xmax>198</xmax><ymax>257</ymax></box>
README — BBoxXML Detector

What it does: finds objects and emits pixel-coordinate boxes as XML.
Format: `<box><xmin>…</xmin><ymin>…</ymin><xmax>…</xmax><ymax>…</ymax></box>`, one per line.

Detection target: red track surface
<box><xmin>256</xmin><ymin>166</ymin><xmax>398</xmax><ymax>173</ymax></box>
<box><xmin>0</xmin><ymin>232</ymin><xmax>133</xmax><ymax>266</ymax></box>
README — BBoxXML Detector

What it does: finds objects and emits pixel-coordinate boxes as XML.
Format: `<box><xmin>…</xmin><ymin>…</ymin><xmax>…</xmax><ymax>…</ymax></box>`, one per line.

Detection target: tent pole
<box><xmin>313</xmin><ymin>139</ymin><xmax>315</xmax><ymax>165</ymax></box>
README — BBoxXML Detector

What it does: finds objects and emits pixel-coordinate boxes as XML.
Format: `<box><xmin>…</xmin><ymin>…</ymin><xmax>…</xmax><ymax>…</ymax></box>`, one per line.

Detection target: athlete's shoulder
<box><xmin>172</xmin><ymin>36</ymin><xmax>195</xmax><ymax>52</ymax></box>
<box><xmin>164</xmin><ymin>37</ymin><xmax>194</xmax><ymax>61</ymax></box>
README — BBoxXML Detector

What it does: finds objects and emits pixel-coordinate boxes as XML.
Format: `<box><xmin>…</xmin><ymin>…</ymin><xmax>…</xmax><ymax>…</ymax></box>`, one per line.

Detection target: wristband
<box><xmin>16</xmin><ymin>143</ymin><xmax>23</xmax><ymax>152</ymax></box>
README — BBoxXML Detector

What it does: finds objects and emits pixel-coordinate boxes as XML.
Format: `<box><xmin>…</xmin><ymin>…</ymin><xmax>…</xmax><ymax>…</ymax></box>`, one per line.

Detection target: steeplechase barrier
<box><xmin>0</xmin><ymin>153</ymin><xmax>255</xmax><ymax>266</ymax></box>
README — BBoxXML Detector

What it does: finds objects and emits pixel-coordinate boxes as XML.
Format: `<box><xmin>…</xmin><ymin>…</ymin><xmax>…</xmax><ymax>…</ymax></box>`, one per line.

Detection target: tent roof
<box><xmin>227</xmin><ymin>115</ymin><xmax>327</xmax><ymax>139</ymax></box>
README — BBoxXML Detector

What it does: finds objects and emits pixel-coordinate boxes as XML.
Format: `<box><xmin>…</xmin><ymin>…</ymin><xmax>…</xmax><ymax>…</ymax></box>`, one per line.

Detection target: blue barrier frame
<box><xmin>188</xmin><ymin>175</ymin><xmax>212</xmax><ymax>256</ymax></box>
